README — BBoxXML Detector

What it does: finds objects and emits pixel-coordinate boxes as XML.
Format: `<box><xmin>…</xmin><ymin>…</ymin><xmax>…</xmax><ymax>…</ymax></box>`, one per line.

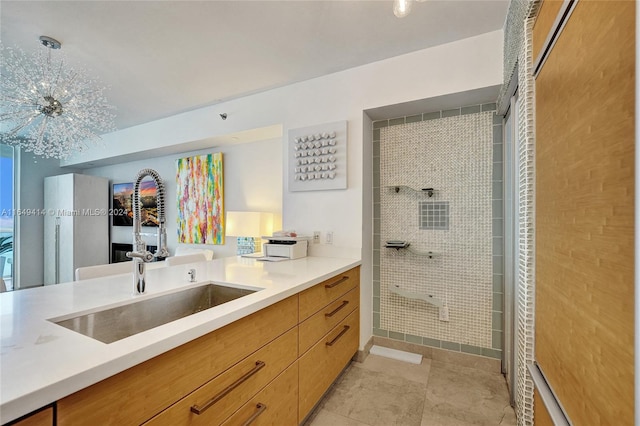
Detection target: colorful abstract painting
<box><xmin>176</xmin><ymin>153</ymin><xmax>224</xmax><ymax>244</ymax></box>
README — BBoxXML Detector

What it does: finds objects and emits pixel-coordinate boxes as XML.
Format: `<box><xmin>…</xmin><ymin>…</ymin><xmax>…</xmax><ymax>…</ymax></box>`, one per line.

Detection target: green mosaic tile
<box><xmin>493</xmin><ymin>161</ymin><xmax>503</xmax><ymax>181</ymax></box>
<box><xmin>374</xmin><ymin>217</ymin><xmax>381</xmax><ymax>234</ymax></box>
<box><xmin>373</xmin><ymin>281</ymin><xmax>380</xmax><ymax>297</ymax></box>
<box><xmin>492</xmin><ymin>182</ymin><xmax>503</xmax><ymax>200</ymax></box>
<box><xmin>461</xmin><ymin>344</ymin><xmax>483</xmax><ymax>355</ymax></box>
<box><xmin>493</xmin><ymin>293</ymin><xmax>504</xmax><ymax>311</ymax></box>
<box><xmin>482</xmin><ymin>348</ymin><xmax>502</xmax><ymax>359</ymax></box>
<box><xmin>374</xmin><ymin>312</ymin><xmax>380</xmax><ymax>328</ymax></box>
<box><xmin>374</xmin><ymin>296</ymin><xmax>380</xmax><ymax>312</ymax></box>
<box><xmin>406</xmin><ymin>114</ymin><xmax>422</xmax><ymax>123</ymax></box>
<box><xmin>492</xmin><ymin>199</ymin><xmax>503</xmax><ymax>219</ymax></box>
<box><xmin>441</xmin><ymin>340</ymin><xmax>461</xmax><ymax>351</ymax></box>
<box><xmin>482</xmin><ymin>103</ymin><xmax>497</xmax><ymax>112</ymax></box>
<box><xmin>423</xmin><ymin>111</ymin><xmax>441</xmax><ymax>120</ymax></box>
<box><xmin>492</xmin><ymin>311</ymin><xmax>504</xmax><ymax>331</ymax></box>
<box><xmin>373</xmin><ymin>328</ymin><xmax>389</xmax><ymax>337</ymax></box>
<box><xmin>493</xmin><ymin>144</ymin><xmax>503</xmax><ymax>162</ymax></box>
<box><xmin>389</xmin><ymin>331</ymin><xmax>405</xmax><ymax>341</ymax></box>
<box><xmin>389</xmin><ymin>117</ymin><xmax>405</xmax><ymax>126</ymax></box>
<box><xmin>493</xmin><ymin>255</ymin><xmax>504</xmax><ymax>275</ymax></box>
<box><xmin>406</xmin><ymin>334</ymin><xmax>422</xmax><ymax>344</ymax></box>
<box><xmin>492</xmin><ymin>274</ymin><xmax>504</xmax><ymax>293</ymax></box>
<box><xmin>373</xmin><ymin>140</ymin><xmax>380</xmax><ymax>157</ymax></box>
<box><xmin>493</xmin><ymin>113</ymin><xmax>503</xmax><ymax>125</ymax></box>
<box><xmin>373</xmin><ymin>128</ymin><xmax>381</xmax><ymax>141</ymax></box>
<box><xmin>422</xmin><ymin>337</ymin><xmax>441</xmax><ymax>348</ymax></box>
<box><xmin>492</xmin><ymin>330</ymin><xmax>503</xmax><ymax>350</ymax></box>
<box><xmin>442</xmin><ymin>108</ymin><xmax>461</xmax><ymax>118</ymax></box>
<box><xmin>493</xmin><ymin>237</ymin><xmax>503</xmax><ymax>256</ymax></box>
<box><xmin>461</xmin><ymin>105</ymin><xmax>481</xmax><ymax>115</ymax></box>
<box><xmin>373</xmin><ymin>120</ymin><xmax>389</xmax><ymax>129</ymax></box>
<box><xmin>493</xmin><ymin>125</ymin><xmax>503</xmax><ymax>144</ymax></box>
<box><xmin>492</xmin><ymin>218</ymin><xmax>504</xmax><ymax>237</ymax></box>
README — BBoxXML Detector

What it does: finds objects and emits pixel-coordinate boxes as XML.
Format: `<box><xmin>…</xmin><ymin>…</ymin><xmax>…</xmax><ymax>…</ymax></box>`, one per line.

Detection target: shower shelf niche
<box><xmin>384</xmin><ymin>241</ymin><xmax>439</xmax><ymax>259</ymax></box>
<box><xmin>387</xmin><ymin>185</ymin><xmax>437</xmax><ymax>197</ymax></box>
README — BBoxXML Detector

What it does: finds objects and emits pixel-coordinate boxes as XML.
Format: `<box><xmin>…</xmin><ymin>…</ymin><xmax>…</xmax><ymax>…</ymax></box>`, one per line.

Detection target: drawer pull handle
<box><xmin>325</xmin><ymin>276</ymin><xmax>349</xmax><ymax>289</ymax></box>
<box><xmin>325</xmin><ymin>300</ymin><xmax>349</xmax><ymax>318</ymax></box>
<box><xmin>242</xmin><ymin>403</ymin><xmax>267</xmax><ymax>426</ymax></box>
<box><xmin>326</xmin><ymin>325</ymin><xmax>350</xmax><ymax>346</ymax></box>
<box><xmin>190</xmin><ymin>361</ymin><xmax>266</xmax><ymax>415</ymax></box>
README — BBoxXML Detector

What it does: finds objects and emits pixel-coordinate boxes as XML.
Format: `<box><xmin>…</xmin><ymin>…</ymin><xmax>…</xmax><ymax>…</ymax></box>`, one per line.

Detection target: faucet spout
<box><xmin>127</xmin><ymin>168</ymin><xmax>170</xmax><ymax>294</ymax></box>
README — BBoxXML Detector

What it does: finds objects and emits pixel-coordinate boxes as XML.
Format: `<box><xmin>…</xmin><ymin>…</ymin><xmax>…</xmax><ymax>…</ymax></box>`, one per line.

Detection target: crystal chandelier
<box><xmin>0</xmin><ymin>36</ymin><xmax>116</xmax><ymax>159</ymax></box>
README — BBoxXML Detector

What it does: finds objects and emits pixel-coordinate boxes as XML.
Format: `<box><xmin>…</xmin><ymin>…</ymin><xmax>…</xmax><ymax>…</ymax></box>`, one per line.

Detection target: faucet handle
<box><xmin>126</xmin><ymin>251</ymin><xmax>154</xmax><ymax>262</ymax></box>
<box><xmin>188</xmin><ymin>269</ymin><xmax>196</xmax><ymax>282</ymax></box>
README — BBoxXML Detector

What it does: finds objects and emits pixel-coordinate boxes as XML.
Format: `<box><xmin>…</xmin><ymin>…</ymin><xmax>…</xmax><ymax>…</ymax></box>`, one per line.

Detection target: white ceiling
<box><xmin>1</xmin><ymin>1</ymin><xmax>508</xmax><ymax>132</ymax></box>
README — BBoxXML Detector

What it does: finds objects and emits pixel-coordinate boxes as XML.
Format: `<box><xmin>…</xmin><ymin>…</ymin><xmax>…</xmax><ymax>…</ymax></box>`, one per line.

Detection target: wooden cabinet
<box><xmin>221</xmin><ymin>363</ymin><xmax>298</xmax><ymax>426</ymax></box>
<box><xmin>6</xmin><ymin>407</ymin><xmax>53</xmax><ymax>426</ymax></box>
<box><xmin>57</xmin><ymin>295</ymin><xmax>298</xmax><ymax>425</ymax></box>
<box><xmin>143</xmin><ymin>328</ymin><xmax>298</xmax><ymax>426</ymax></box>
<box><xmin>52</xmin><ymin>266</ymin><xmax>360</xmax><ymax>426</ymax></box>
<box><xmin>299</xmin><ymin>308</ymin><xmax>359</xmax><ymax>422</ymax></box>
<box><xmin>299</xmin><ymin>267</ymin><xmax>359</xmax><ymax>321</ymax></box>
<box><xmin>298</xmin><ymin>267</ymin><xmax>360</xmax><ymax>423</ymax></box>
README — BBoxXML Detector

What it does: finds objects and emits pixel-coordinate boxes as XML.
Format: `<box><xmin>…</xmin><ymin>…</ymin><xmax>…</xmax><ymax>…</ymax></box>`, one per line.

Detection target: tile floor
<box><xmin>305</xmin><ymin>354</ymin><xmax>517</xmax><ymax>426</ymax></box>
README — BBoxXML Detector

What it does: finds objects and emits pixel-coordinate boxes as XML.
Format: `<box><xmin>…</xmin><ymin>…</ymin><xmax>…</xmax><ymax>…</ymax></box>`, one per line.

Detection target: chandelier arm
<box><xmin>4</xmin><ymin>115</ymin><xmax>40</xmax><ymax>136</ymax></box>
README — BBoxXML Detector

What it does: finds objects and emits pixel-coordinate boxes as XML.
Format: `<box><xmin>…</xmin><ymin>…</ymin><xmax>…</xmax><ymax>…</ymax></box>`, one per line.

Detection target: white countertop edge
<box><xmin>0</xmin><ymin>256</ymin><xmax>360</xmax><ymax>424</ymax></box>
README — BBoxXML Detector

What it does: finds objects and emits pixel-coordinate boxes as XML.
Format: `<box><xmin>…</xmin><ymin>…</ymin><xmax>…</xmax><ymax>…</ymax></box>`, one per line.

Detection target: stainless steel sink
<box><xmin>52</xmin><ymin>284</ymin><xmax>257</xmax><ymax>343</ymax></box>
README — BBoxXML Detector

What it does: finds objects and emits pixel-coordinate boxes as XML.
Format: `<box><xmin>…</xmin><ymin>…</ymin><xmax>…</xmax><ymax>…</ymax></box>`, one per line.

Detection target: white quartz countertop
<box><xmin>0</xmin><ymin>255</ymin><xmax>360</xmax><ymax>424</ymax></box>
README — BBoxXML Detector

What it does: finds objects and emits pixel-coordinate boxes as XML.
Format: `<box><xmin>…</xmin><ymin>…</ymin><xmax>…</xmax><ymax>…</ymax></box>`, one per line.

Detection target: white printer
<box><xmin>262</xmin><ymin>236</ymin><xmax>309</xmax><ymax>259</ymax></box>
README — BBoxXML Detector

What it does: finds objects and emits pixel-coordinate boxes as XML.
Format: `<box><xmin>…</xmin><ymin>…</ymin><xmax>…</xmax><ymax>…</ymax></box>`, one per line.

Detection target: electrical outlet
<box><xmin>325</xmin><ymin>231</ymin><xmax>333</xmax><ymax>245</ymax></box>
<box><xmin>313</xmin><ymin>231</ymin><xmax>321</xmax><ymax>244</ymax></box>
<box><xmin>439</xmin><ymin>306</ymin><xmax>450</xmax><ymax>322</ymax></box>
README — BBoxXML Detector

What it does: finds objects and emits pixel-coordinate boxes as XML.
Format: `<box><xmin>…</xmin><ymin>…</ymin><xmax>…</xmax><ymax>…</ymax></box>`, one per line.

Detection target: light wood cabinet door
<box><xmin>143</xmin><ymin>328</ymin><xmax>298</xmax><ymax>426</ymax></box>
<box><xmin>534</xmin><ymin>0</ymin><xmax>634</xmax><ymax>424</ymax></box>
<box><xmin>299</xmin><ymin>267</ymin><xmax>359</xmax><ymax>321</ymax></box>
<box><xmin>220</xmin><ymin>362</ymin><xmax>298</xmax><ymax>426</ymax></box>
<box><xmin>8</xmin><ymin>407</ymin><xmax>53</xmax><ymax>426</ymax></box>
<box><xmin>298</xmin><ymin>308</ymin><xmax>359</xmax><ymax>423</ymax></box>
<box><xmin>299</xmin><ymin>285</ymin><xmax>359</xmax><ymax>355</ymax></box>
<box><xmin>57</xmin><ymin>295</ymin><xmax>298</xmax><ymax>425</ymax></box>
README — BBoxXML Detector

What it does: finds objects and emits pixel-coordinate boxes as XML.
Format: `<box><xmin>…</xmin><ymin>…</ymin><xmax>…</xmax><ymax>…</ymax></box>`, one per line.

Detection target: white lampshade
<box><xmin>225</xmin><ymin>211</ymin><xmax>274</xmax><ymax>238</ymax></box>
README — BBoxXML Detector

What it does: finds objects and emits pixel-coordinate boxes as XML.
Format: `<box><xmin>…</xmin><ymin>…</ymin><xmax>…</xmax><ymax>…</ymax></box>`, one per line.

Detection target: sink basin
<box><xmin>52</xmin><ymin>283</ymin><xmax>257</xmax><ymax>343</ymax></box>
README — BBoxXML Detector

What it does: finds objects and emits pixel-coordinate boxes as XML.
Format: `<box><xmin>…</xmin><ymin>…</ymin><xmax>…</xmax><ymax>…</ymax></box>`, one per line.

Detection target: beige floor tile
<box><xmin>308</xmin><ymin>355</ymin><xmax>516</xmax><ymax>426</ymax></box>
<box><xmin>498</xmin><ymin>405</ymin><xmax>517</xmax><ymax>426</ymax></box>
<box><xmin>423</xmin><ymin>361</ymin><xmax>512</xmax><ymax>425</ymax></box>
<box><xmin>306</xmin><ymin>409</ymin><xmax>371</xmax><ymax>426</ymax></box>
<box><xmin>421</xmin><ymin>412</ymin><xmax>478</xmax><ymax>426</ymax></box>
<box><xmin>356</xmin><ymin>354</ymin><xmax>432</xmax><ymax>385</ymax></box>
<box><xmin>320</xmin><ymin>363</ymin><xmax>427</xmax><ymax>426</ymax></box>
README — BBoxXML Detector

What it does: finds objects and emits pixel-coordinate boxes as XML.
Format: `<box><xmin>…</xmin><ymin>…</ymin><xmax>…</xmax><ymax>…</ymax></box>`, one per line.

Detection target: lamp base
<box><xmin>237</xmin><ymin>237</ymin><xmax>261</xmax><ymax>255</ymax></box>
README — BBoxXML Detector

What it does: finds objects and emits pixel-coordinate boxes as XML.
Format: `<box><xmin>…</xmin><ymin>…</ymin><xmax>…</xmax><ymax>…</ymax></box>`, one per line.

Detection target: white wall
<box><xmin>84</xmin><ymin>138</ymin><xmax>283</xmax><ymax>259</ymax></box>
<box><xmin>63</xmin><ymin>30</ymin><xmax>504</xmax><ymax>348</ymax></box>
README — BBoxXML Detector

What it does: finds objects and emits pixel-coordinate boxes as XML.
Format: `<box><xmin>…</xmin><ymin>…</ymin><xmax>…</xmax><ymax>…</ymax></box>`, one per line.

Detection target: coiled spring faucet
<box><xmin>126</xmin><ymin>168</ymin><xmax>170</xmax><ymax>294</ymax></box>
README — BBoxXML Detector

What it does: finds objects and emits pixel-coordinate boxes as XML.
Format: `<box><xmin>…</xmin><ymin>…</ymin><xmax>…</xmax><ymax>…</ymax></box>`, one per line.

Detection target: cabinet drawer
<box><xmin>58</xmin><ymin>295</ymin><xmax>298</xmax><ymax>426</ymax></box>
<box><xmin>221</xmin><ymin>362</ymin><xmax>298</xmax><ymax>426</ymax></box>
<box><xmin>298</xmin><ymin>308</ymin><xmax>359</xmax><ymax>422</ymax></box>
<box><xmin>299</xmin><ymin>267</ymin><xmax>359</xmax><ymax>321</ymax></box>
<box><xmin>7</xmin><ymin>406</ymin><xmax>53</xmax><ymax>426</ymax></box>
<box><xmin>299</xmin><ymin>285</ymin><xmax>359</xmax><ymax>355</ymax></box>
<box><xmin>144</xmin><ymin>328</ymin><xmax>297</xmax><ymax>426</ymax></box>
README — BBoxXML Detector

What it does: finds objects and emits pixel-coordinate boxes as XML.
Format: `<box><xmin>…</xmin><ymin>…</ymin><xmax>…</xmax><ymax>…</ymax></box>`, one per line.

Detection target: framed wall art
<box><xmin>176</xmin><ymin>153</ymin><xmax>224</xmax><ymax>244</ymax></box>
<box><xmin>288</xmin><ymin>120</ymin><xmax>347</xmax><ymax>192</ymax></box>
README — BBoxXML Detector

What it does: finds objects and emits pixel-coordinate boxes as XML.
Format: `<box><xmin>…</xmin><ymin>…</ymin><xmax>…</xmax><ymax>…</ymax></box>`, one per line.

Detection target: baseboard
<box><xmin>352</xmin><ymin>336</ymin><xmax>374</xmax><ymax>363</ymax></box>
<box><xmin>372</xmin><ymin>336</ymin><xmax>501</xmax><ymax>373</ymax></box>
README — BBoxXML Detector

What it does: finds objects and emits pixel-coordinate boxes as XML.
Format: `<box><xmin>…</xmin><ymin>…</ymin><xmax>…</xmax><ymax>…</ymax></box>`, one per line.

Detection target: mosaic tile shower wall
<box><xmin>373</xmin><ymin>105</ymin><xmax>503</xmax><ymax>359</ymax></box>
